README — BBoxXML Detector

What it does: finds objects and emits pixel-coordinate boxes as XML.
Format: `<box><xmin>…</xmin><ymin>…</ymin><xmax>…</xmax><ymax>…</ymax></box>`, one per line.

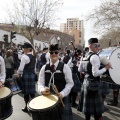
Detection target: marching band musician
<box><xmin>63</xmin><ymin>49</ymin><xmax>71</xmax><ymax>64</ymax></box>
<box><xmin>40</xmin><ymin>47</ymin><xmax>49</xmax><ymax>65</ymax></box>
<box><xmin>78</xmin><ymin>47</ymin><xmax>89</xmax><ymax>84</ymax></box>
<box><xmin>38</xmin><ymin>44</ymin><xmax>74</xmax><ymax>120</ymax></box>
<box><xmin>78</xmin><ymin>38</ymin><xmax>112</xmax><ymax>120</ymax></box>
<box><xmin>67</xmin><ymin>49</ymin><xmax>82</xmax><ymax>107</ymax></box>
<box><xmin>0</xmin><ymin>55</ymin><xmax>6</xmax><ymax>88</ymax></box>
<box><xmin>17</xmin><ymin>42</ymin><xmax>36</xmax><ymax>112</ymax></box>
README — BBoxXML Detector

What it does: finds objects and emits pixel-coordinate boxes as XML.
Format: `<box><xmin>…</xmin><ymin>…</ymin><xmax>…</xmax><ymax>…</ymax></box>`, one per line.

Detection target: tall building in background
<box><xmin>60</xmin><ymin>18</ymin><xmax>85</xmax><ymax>47</ymax></box>
<box><xmin>60</xmin><ymin>23</ymin><xmax>66</xmax><ymax>32</ymax></box>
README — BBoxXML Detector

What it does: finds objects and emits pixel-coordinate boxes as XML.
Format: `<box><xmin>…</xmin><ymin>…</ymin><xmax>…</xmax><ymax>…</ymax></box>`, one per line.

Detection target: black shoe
<box><xmin>107</xmin><ymin>101</ymin><xmax>118</xmax><ymax>106</ymax></box>
<box><xmin>103</xmin><ymin>106</ymin><xmax>109</xmax><ymax>112</ymax></box>
<box><xmin>22</xmin><ymin>107</ymin><xmax>28</xmax><ymax>112</ymax></box>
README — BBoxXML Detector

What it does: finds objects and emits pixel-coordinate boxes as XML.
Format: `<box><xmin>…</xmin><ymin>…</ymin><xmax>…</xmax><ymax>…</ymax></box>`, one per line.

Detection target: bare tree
<box><xmin>6</xmin><ymin>0</ymin><xmax>63</xmax><ymax>44</ymax></box>
<box><xmin>100</xmin><ymin>29</ymin><xmax>120</xmax><ymax>46</ymax></box>
<box><xmin>87</xmin><ymin>0</ymin><xmax>120</xmax><ymax>34</ymax></box>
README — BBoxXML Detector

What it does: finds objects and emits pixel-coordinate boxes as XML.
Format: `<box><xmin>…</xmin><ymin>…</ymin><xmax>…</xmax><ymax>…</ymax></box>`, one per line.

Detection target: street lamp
<box><xmin>57</xmin><ymin>36</ymin><xmax>62</xmax><ymax>50</ymax></box>
<box><xmin>10</xmin><ymin>31</ymin><xmax>16</xmax><ymax>47</ymax></box>
<box><xmin>68</xmin><ymin>42</ymin><xmax>70</xmax><ymax>49</ymax></box>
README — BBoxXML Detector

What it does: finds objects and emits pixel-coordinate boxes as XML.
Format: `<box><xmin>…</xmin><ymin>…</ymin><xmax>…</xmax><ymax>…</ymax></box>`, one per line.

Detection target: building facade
<box><xmin>0</xmin><ymin>29</ymin><xmax>49</xmax><ymax>52</ymax></box>
<box><xmin>60</xmin><ymin>18</ymin><xmax>85</xmax><ymax>47</ymax></box>
<box><xmin>0</xmin><ymin>23</ymin><xmax>74</xmax><ymax>52</ymax></box>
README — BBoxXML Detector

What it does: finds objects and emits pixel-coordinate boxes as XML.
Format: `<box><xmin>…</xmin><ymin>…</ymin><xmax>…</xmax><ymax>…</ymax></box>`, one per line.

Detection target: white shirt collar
<box><xmin>27</xmin><ymin>52</ymin><xmax>32</xmax><ymax>54</ymax></box>
<box><xmin>50</xmin><ymin>59</ymin><xmax>59</xmax><ymax>68</ymax></box>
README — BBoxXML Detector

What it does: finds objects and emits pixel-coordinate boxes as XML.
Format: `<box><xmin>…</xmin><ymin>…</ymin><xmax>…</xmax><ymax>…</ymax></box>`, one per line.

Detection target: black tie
<box><xmin>51</xmin><ymin>64</ymin><xmax>55</xmax><ymax>73</ymax></box>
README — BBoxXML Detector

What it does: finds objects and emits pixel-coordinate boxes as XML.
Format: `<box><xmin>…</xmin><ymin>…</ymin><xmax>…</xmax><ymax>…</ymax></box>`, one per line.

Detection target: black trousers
<box><xmin>69</xmin><ymin>91</ymin><xmax>78</xmax><ymax>104</ymax></box>
<box><xmin>6</xmin><ymin>68</ymin><xmax>14</xmax><ymax>79</ymax></box>
<box><xmin>85</xmin><ymin>114</ymin><xmax>102</xmax><ymax>120</ymax></box>
<box><xmin>24</xmin><ymin>94</ymin><xmax>35</xmax><ymax>103</ymax></box>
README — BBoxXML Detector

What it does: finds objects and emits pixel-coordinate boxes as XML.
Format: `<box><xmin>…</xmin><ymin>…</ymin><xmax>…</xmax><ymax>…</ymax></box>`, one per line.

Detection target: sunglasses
<box><xmin>50</xmin><ymin>51</ymin><xmax>59</xmax><ymax>55</ymax></box>
<box><xmin>93</xmin><ymin>44</ymin><xmax>100</xmax><ymax>48</ymax></box>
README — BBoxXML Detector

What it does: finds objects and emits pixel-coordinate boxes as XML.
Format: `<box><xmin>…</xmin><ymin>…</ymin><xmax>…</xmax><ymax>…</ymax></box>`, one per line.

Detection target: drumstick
<box><xmin>53</xmin><ymin>85</ymin><xmax>65</xmax><ymax>107</ymax></box>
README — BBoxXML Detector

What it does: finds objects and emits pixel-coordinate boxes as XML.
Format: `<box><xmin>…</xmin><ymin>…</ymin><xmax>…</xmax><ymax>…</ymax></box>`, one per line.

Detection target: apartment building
<box><xmin>60</xmin><ymin>18</ymin><xmax>85</xmax><ymax>47</ymax></box>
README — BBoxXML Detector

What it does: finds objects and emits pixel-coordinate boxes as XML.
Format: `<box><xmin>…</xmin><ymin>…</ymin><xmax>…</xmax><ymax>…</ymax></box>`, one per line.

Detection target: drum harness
<box><xmin>82</xmin><ymin>52</ymin><xmax>102</xmax><ymax>91</ymax></box>
<box><xmin>45</xmin><ymin>70</ymin><xmax>65</xmax><ymax>107</ymax></box>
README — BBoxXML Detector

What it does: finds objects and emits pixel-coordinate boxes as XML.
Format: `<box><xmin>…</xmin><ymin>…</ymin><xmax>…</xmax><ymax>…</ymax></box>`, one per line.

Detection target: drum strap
<box><xmin>82</xmin><ymin>52</ymin><xmax>97</xmax><ymax>61</ymax></box>
<box><xmin>83</xmin><ymin>52</ymin><xmax>100</xmax><ymax>80</ymax></box>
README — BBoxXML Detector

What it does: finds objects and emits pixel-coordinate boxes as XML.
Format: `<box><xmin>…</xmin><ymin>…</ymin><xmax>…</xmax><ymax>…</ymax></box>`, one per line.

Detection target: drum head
<box><xmin>28</xmin><ymin>94</ymin><xmax>59</xmax><ymax>110</ymax></box>
<box><xmin>109</xmin><ymin>47</ymin><xmax>120</xmax><ymax>85</ymax></box>
<box><xmin>0</xmin><ymin>87</ymin><xmax>11</xmax><ymax>98</ymax></box>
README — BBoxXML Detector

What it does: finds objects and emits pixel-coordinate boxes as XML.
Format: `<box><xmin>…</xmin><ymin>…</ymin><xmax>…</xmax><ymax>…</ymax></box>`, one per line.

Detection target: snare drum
<box><xmin>0</xmin><ymin>87</ymin><xmax>13</xmax><ymax>120</ymax></box>
<box><xmin>27</xmin><ymin>94</ymin><xmax>62</xmax><ymax>120</ymax></box>
<box><xmin>99</xmin><ymin>47</ymin><xmax>120</xmax><ymax>85</ymax></box>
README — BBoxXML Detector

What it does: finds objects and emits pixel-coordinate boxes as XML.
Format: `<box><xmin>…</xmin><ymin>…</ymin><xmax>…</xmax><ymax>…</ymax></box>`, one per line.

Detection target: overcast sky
<box><xmin>0</xmin><ymin>0</ymin><xmax>103</xmax><ymax>46</ymax></box>
<box><xmin>56</xmin><ymin>0</ymin><xmax>103</xmax><ymax>45</ymax></box>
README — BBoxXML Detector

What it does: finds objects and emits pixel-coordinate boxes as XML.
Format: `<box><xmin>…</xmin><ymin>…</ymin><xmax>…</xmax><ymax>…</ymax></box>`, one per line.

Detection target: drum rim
<box><xmin>108</xmin><ymin>47</ymin><xmax>118</xmax><ymax>60</ymax></box>
<box><xmin>27</xmin><ymin>95</ymin><xmax>60</xmax><ymax>112</ymax></box>
<box><xmin>0</xmin><ymin>87</ymin><xmax>13</xmax><ymax>100</ymax></box>
<box><xmin>98</xmin><ymin>47</ymin><xmax>116</xmax><ymax>59</ymax></box>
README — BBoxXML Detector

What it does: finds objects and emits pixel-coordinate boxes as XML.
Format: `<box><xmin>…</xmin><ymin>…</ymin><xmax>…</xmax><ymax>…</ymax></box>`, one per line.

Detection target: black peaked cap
<box><xmin>88</xmin><ymin>38</ymin><xmax>98</xmax><ymax>45</ymax></box>
<box><xmin>22</xmin><ymin>42</ymin><xmax>33</xmax><ymax>49</ymax></box>
<box><xmin>49</xmin><ymin>44</ymin><xmax>59</xmax><ymax>51</ymax></box>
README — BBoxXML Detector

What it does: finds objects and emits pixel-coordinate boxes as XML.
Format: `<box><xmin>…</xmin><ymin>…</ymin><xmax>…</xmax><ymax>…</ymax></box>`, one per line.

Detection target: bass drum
<box><xmin>99</xmin><ymin>47</ymin><xmax>120</xmax><ymax>85</ymax></box>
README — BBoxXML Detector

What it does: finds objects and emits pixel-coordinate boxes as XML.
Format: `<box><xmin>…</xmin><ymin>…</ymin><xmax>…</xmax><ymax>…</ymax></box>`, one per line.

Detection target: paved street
<box><xmin>6</xmin><ymin>88</ymin><xmax>120</xmax><ymax>120</ymax></box>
